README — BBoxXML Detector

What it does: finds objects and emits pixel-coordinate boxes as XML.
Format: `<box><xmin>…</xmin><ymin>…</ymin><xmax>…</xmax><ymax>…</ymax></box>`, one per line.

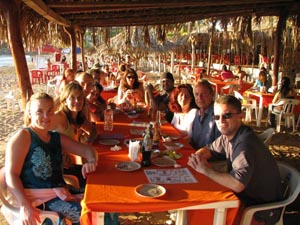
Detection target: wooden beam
<box><xmin>22</xmin><ymin>0</ymin><xmax>71</xmax><ymax>27</ymax></box>
<box><xmin>1</xmin><ymin>0</ymin><xmax>33</xmax><ymax>108</ymax></box>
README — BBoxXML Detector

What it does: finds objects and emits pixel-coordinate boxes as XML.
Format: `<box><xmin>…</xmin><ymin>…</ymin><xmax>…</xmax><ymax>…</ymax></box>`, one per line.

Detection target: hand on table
<box><xmin>188</xmin><ymin>153</ymin><xmax>210</xmax><ymax>175</ymax></box>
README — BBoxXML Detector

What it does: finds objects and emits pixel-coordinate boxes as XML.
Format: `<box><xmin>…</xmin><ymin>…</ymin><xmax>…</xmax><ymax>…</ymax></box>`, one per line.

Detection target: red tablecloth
<box><xmin>102</xmin><ymin>89</ymin><xmax>117</xmax><ymax>101</ymax></box>
<box><xmin>208</xmin><ymin>78</ymin><xmax>253</xmax><ymax>95</ymax></box>
<box><xmin>80</xmin><ymin>111</ymin><xmax>240</xmax><ymax>225</ymax></box>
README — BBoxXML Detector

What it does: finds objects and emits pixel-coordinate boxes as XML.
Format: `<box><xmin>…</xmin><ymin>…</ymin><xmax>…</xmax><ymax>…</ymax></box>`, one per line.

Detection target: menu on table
<box><xmin>144</xmin><ymin>168</ymin><xmax>198</xmax><ymax>184</ymax></box>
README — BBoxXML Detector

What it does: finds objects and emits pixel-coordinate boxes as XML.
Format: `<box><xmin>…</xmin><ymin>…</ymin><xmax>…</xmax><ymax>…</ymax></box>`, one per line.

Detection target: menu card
<box><xmin>144</xmin><ymin>168</ymin><xmax>198</xmax><ymax>184</ymax></box>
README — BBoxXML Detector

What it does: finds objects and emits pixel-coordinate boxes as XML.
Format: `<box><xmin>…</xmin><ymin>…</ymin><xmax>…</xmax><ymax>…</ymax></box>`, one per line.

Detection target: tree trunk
<box><xmin>1</xmin><ymin>0</ymin><xmax>33</xmax><ymax>109</ymax></box>
<box><xmin>207</xmin><ymin>20</ymin><xmax>216</xmax><ymax>76</ymax></box>
<box><xmin>79</xmin><ymin>32</ymin><xmax>85</xmax><ymax>71</ymax></box>
<box><xmin>65</xmin><ymin>25</ymin><xmax>77</xmax><ymax>71</ymax></box>
<box><xmin>273</xmin><ymin>9</ymin><xmax>288</xmax><ymax>86</ymax></box>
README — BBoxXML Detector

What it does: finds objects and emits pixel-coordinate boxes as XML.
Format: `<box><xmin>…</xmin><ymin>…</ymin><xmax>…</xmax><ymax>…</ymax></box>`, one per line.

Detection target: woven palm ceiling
<box><xmin>25</xmin><ymin>0</ymin><xmax>300</xmax><ymax>28</ymax></box>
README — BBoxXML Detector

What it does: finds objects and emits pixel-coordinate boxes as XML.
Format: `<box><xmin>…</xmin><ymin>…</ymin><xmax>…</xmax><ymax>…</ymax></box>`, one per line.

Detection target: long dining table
<box><xmin>80</xmin><ymin>109</ymin><xmax>240</xmax><ymax>225</ymax></box>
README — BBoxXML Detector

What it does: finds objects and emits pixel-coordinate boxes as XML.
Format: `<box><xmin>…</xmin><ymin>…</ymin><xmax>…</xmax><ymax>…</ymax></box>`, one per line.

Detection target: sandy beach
<box><xmin>0</xmin><ymin>65</ymin><xmax>299</xmax><ymax>224</ymax></box>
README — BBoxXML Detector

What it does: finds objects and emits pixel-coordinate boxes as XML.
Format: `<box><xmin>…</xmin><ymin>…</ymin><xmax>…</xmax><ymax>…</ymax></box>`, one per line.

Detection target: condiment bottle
<box><xmin>153</xmin><ymin>111</ymin><xmax>161</xmax><ymax>146</ymax></box>
<box><xmin>104</xmin><ymin>105</ymin><xmax>113</xmax><ymax>131</ymax></box>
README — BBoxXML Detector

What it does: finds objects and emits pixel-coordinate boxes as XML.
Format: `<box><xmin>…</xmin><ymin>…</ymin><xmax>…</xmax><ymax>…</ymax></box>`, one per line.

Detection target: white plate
<box><xmin>135</xmin><ymin>184</ymin><xmax>166</xmax><ymax>198</ymax></box>
<box><xmin>152</xmin><ymin>157</ymin><xmax>176</xmax><ymax>167</ymax></box>
<box><xmin>99</xmin><ymin>139</ymin><xmax>120</xmax><ymax>145</ymax></box>
<box><xmin>163</xmin><ymin>142</ymin><xmax>184</xmax><ymax>150</ymax></box>
<box><xmin>115</xmin><ymin>161</ymin><xmax>141</xmax><ymax>172</ymax></box>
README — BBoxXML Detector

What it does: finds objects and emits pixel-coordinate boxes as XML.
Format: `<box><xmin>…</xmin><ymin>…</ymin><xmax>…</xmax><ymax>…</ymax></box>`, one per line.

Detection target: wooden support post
<box><xmin>0</xmin><ymin>0</ymin><xmax>33</xmax><ymax>109</ymax></box>
<box><xmin>64</xmin><ymin>25</ymin><xmax>77</xmax><ymax>72</ymax></box>
<box><xmin>273</xmin><ymin>9</ymin><xmax>288</xmax><ymax>86</ymax></box>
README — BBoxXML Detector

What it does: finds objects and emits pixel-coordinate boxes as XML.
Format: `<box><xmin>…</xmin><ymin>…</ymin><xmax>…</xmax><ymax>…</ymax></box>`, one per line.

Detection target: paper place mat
<box><xmin>144</xmin><ymin>168</ymin><xmax>198</xmax><ymax>184</ymax></box>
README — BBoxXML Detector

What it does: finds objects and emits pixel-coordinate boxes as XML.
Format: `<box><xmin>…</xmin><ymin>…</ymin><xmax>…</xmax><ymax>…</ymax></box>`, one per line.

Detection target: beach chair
<box><xmin>239</xmin><ymin>161</ymin><xmax>300</xmax><ymax>225</ymax></box>
<box><xmin>267</xmin><ymin>98</ymin><xmax>300</xmax><ymax>132</ymax></box>
<box><xmin>234</xmin><ymin>90</ymin><xmax>257</xmax><ymax>122</ymax></box>
<box><xmin>257</xmin><ymin>128</ymin><xmax>275</xmax><ymax>147</ymax></box>
<box><xmin>0</xmin><ymin>167</ymin><xmax>71</xmax><ymax>225</ymax></box>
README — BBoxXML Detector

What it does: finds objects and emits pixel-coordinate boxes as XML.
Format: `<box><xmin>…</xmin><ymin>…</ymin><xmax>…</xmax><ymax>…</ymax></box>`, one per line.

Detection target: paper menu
<box><xmin>144</xmin><ymin>168</ymin><xmax>198</xmax><ymax>184</ymax></box>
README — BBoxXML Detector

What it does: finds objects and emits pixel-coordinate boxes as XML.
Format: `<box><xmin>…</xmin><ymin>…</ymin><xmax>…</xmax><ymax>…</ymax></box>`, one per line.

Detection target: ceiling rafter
<box><xmin>22</xmin><ymin>0</ymin><xmax>300</xmax><ymax>28</ymax></box>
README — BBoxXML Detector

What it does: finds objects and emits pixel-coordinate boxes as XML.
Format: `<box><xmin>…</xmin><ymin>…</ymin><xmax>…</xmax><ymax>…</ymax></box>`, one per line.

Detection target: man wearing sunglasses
<box><xmin>188</xmin><ymin>95</ymin><xmax>283</xmax><ymax>224</ymax></box>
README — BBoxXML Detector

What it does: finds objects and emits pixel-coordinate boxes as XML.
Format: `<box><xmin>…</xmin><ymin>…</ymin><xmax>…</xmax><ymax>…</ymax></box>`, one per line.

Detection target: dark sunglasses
<box><xmin>214</xmin><ymin>112</ymin><xmax>240</xmax><ymax>121</ymax></box>
<box><xmin>127</xmin><ymin>76</ymin><xmax>135</xmax><ymax>79</ymax></box>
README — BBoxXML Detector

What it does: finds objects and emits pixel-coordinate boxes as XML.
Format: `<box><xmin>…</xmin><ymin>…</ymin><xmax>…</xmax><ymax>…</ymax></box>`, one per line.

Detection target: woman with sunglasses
<box><xmin>117</xmin><ymin>68</ymin><xmax>145</xmax><ymax>105</ymax></box>
<box><xmin>188</xmin><ymin>95</ymin><xmax>283</xmax><ymax>225</ymax></box>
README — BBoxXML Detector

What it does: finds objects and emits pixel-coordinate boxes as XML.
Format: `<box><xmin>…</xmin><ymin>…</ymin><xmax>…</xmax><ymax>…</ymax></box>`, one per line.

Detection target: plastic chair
<box><xmin>234</xmin><ymin>90</ymin><xmax>258</xmax><ymax>122</ymax></box>
<box><xmin>220</xmin><ymin>84</ymin><xmax>240</xmax><ymax>95</ymax></box>
<box><xmin>239</xmin><ymin>161</ymin><xmax>300</xmax><ymax>225</ymax></box>
<box><xmin>51</xmin><ymin>64</ymin><xmax>61</xmax><ymax>76</ymax></box>
<box><xmin>0</xmin><ymin>167</ymin><xmax>71</xmax><ymax>225</ymax></box>
<box><xmin>30</xmin><ymin>70</ymin><xmax>43</xmax><ymax>84</ymax></box>
<box><xmin>257</xmin><ymin>128</ymin><xmax>275</xmax><ymax>147</ymax></box>
<box><xmin>4</xmin><ymin>91</ymin><xmax>22</xmax><ymax>112</ymax></box>
<box><xmin>267</xmin><ymin>98</ymin><xmax>300</xmax><ymax>132</ymax></box>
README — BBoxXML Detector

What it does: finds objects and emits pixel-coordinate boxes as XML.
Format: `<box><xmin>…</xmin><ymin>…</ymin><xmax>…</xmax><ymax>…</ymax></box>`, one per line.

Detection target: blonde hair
<box><xmin>24</xmin><ymin>93</ymin><xmax>53</xmax><ymax>126</ymax></box>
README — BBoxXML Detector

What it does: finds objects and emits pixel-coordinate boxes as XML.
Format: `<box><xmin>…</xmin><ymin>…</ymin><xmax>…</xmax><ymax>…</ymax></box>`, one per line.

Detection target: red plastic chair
<box><xmin>51</xmin><ymin>64</ymin><xmax>61</xmax><ymax>76</ymax></box>
<box><xmin>30</xmin><ymin>70</ymin><xmax>43</xmax><ymax>84</ymax></box>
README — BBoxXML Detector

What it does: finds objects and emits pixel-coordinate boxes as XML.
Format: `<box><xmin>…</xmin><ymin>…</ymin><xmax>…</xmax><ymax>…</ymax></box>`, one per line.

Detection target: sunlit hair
<box><xmin>24</xmin><ymin>93</ymin><xmax>53</xmax><ymax>126</ymax></box>
<box><xmin>258</xmin><ymin>71</ymin><xmax>267</xmax><ymax>83</ymax></box>
<box><xmin>279</xmin><ymin>76</ymin><xmax>292</xmax><ymax>97</ymax></box>
<box><xmin>58</xmin><ymin>82</ymin><xmax>86</xmax><ymax>126</ymax></box>
<box><xmin>215</xmin><ymin>95</ymin><xmax>242</xmax><ymax>113</ymax></box>
<box><xmin>120</xmin><ymin>68</ymin><xmax>140</xmax><ymax>91</ymax></box>
<box><xmin>195</xmin><ymin>79</ymin><xmax>214</xmax><ymax>94</ymax></box>
<box><xmin>168</xmin><ymin>84</ymin><xmax>198</xmax><ymax>113</ymax></box>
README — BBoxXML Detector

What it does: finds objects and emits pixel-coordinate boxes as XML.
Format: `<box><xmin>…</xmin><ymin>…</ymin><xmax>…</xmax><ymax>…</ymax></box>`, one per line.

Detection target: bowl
<box><xmin>163</xmin><ymin>142</ymin><xmax>184</xmax><ymax>151</ymax></box>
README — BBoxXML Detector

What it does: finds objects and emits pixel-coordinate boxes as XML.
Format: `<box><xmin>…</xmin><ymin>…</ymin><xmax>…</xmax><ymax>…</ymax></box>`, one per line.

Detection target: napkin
<box><xmin>128</xmin><ymin>140</ymin><xmax>140</xmax><ymax>161</ymax></box>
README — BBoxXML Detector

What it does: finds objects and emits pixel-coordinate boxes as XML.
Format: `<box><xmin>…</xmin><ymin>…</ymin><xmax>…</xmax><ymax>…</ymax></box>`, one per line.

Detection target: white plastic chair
<box><xmin>257</xmin><ymin>128</ymin><xmax>275</xmax><ymax>147</ymax></box>
<box><xmin>267</xmin><ymin>98</ymin><xmax>300</xmax><ymax>132</ymax></box>
<box><xmin>4</xmin><ymin>91</ymin><xmax>22</xmax><ymax>112</ymax></box>
<box><xmin>234</xmin><ymin>90</ymin><xmax>258</xmax><ymax>122</ymax></box>
<box><xmin>239</xmin><ymin>161</ymin><xmax>300</xmax><ymax>225</ymax></box>
<box><xmin>0</xmin><ymin>167</ymin><xmax>71</xmax><ymax>225</ymax></box>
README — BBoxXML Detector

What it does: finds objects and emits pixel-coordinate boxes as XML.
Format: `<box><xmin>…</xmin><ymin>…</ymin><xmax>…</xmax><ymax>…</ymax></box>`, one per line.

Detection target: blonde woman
<box><xmin>5</xmin><ymin>93</ymin><xmax>97</xmax><ymax>225</ymax></box>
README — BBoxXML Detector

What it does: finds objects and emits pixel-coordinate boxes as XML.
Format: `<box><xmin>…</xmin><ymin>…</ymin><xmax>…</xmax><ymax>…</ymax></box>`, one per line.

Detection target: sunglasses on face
<box><xmin>127</xmin><ymin>76</ymin><xmax>135</xmax><ymax>79</ymax></box>
<box><xmin>214</xmin><ymin>112</ymin><xmax>240</xmax><ymax>120</ymax></box>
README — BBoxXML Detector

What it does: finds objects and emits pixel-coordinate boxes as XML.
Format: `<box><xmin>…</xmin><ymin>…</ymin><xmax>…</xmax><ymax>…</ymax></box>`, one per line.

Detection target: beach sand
<box><xmin>0</xmin><ymin>66</ymin><xmax>299</xmax><ymax>224</ymax></box>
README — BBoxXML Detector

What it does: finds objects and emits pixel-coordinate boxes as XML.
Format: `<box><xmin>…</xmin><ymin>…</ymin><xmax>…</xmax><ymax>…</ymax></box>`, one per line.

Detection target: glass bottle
<box><xmin>153</xmin><ymin>111</ymin><xmax>161</xmax><ymax>146</ymax></box>
<box><xmin>104</xmin><ymin>105</ymin><xmax>113</xmax><ymax>131</ymax></box>
<box><xmin>142</xmin><ymin>125</ymin><xmax>152</xmax><ymax>167</ymax></box>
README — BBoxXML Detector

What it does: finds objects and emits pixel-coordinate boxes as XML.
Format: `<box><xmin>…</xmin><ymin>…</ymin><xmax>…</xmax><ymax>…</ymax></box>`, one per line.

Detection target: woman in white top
<box><xmin>168</xmin><ymin>84</ymin><xmax>198</xmax><ymax>139</ymax></box>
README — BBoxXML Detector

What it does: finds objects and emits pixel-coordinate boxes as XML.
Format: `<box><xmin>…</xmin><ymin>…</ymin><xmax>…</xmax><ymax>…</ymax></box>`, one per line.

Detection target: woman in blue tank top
<box><xmin>5</xmin><ymin>93</ymin><xmax>98</xmax><ymax>225</ymax></box>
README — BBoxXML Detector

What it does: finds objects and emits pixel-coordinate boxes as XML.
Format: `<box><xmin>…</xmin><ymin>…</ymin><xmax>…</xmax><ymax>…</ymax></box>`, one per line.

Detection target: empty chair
<box><xmin>239</xmin><ymin>161</ymin><xmax>300</xmax><ymax>225</ymax></box>
<box><xmin>257</xmin><ymin>127</ymin><xmax>275</xmax><ymax>147</ymax></box>
<box><xmin>0</xmin><ymin>167</ymin><xmax>71</xmax><ymax>225</ymax></box>
<box><xmin>4</xmin><ymin>91</ymin><xmax>22</xmax><ymax>111</ymax></box>
<box><xmin>30</xmin><ymin>70</ymin><xmax>43</xmax><ymax>84</ymax></box>
<box><xmin>267</xmin><ymin>98</ymin><xmax>300</xmax><ymax>132</ymax></box>
<box><xmin>234</xmin><ymin>90</ymin><xmax>258</xmax><ymax>122</ymax></box>
<box><xmin>220</xmin><ymin>84</ymin><xmax>240</xmax><ymax>96</ymax></box>
<box><xmin>51</xmin><ymin>64</ymin><xmax>61</xmax><ymax>76</ymax></box>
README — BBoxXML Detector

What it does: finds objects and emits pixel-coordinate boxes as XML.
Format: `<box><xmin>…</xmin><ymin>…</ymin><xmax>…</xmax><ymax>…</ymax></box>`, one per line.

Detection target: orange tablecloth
<box><xmin>209</xmin><ymin>78</ymin><xmax>253</xmax><ymax>95</ymax></box>
<box><xmin>102</xmin><ymin>89</ymin><xmax>117</xmax><ymax>101</ymax></box>
<box><xmin>81</xmin><ymin>111</ymin><xmax>240</xmax><ymax>225</ymax></box>
<box><xmin>244</xmin><ymin>90</ymin><xmax>275</xmax><ymax>127</ymax></box>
